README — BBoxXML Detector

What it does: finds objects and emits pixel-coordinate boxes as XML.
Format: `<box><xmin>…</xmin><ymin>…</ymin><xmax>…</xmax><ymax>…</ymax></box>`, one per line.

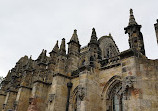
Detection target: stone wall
<box><xmin>47</xmin><ymin>75</ymin><xmax>69</xmax><ymax>111</ymax></box>
<box><xmin>15</xmin><ymin>87</ymin><xmax>32</xmax><ymax>111</ymax></box>
<box><xmin>27</xmin><ymin>81</ymin><xmax>50</xmax><ymax>111</ymax></box>
<box><xmin>3</xmin><ymin>91</ymin><xmax>17</xmax><ymax>111</ymax></box>
<box><xmin>137</xmin><ymin>58</ymin><xmax>158</xmax><ymax>111</ymax></box>
<box><xmin>0</xmin><ymin>94</ymin><xmax>6</xmax><ymax>110</ymax></box>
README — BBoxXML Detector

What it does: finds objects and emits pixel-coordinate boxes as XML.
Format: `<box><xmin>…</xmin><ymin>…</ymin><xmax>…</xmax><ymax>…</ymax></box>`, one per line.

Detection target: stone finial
<box><xmin>30</xmin><ymin>55</ymin><xmax>32</xmax><ymax>59</ymax></box>
<box><xmin>37</xmin><ymin>49</ymin><xmax>47</xmax><ymax>64</ymax></box>
<box><xmin>25</xmin><ymin>55</ymin><xmax>33</xmax><ymax>71</ymax></box>
<box><xmin>89</xmin><ymin>28</ymin><xmax>98</xmax><ymax>45</ymax></box>
<box><xmin>130</xmin><ymin>9</ymin><xmax>133</xmax><ymax>15</ymax></box>
<box><xmin>59</xmin><ymin>38</ymin><xmax>66</xmax><ymax>56</ymax></box>
<box><xmin>74</xmin><ymin>29</ymin><xmax>77</xmax><ymax>34</ymax></box>
<box><xmin>69</xmin><ymin>29</ymin><xmax>79</xmax><ymax>44</ymax></box>
<box><xmin>92</xmin><ymin>28</ymin><xmax>96</xmax><ymax>37</ymax></box>
<box><xmin>129</xmin><ymin>9</ymin><xmax>137</xmax><ymax>26</ymax></box>
<box><xmin>53</xmin><ymin>40</ymin><xmax>59</xmax><ymax>53</ymax></box>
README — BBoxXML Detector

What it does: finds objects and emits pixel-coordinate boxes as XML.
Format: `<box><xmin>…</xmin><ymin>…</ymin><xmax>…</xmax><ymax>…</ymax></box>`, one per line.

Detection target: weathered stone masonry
<box><xmin>0</xmin><ymin>9</ymin><xmax>158</xmax><ymax>111</ymax></box>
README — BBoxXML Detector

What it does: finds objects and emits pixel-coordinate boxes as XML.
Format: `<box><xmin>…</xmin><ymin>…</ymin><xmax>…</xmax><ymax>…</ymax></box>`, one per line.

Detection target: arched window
<box><xmin>71</xmin><ymin>86</ymin><xmax>78</xmax><ymax>111</ymax></box>
<box><xmin>74</xmin><ymin>96</ymin><xmax>77</xmax><ymax>111</ymax></box>
<box><xmin>106</xmin><ymin>81</ymin><xmax>123</xmax><ymax>111</ymax></box>
<box><xmin>111</xmin><ymin>83</ymin><xmax>123</xmax><ymax>111</ymax></box>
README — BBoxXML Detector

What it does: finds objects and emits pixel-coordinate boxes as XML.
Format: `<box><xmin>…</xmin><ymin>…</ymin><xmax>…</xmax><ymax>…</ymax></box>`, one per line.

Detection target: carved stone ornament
<box><xmin>49</xmin><ymin>94</ymin><xmax>55</xmax><ymax>102</ymax></box>
<box><xmin>78</xmin><ymin>87</ymin><xmax>86</xmax><ymax>101</ymax></box>
<box><xmin>29</xmin><ymin>97</ymin><xmax>34</xmax><ymax>104</ymax></box>
<box><xmin>122</xmin><ymin>76</ymin><xmax>136</xmax><ymax>91</ymax></box>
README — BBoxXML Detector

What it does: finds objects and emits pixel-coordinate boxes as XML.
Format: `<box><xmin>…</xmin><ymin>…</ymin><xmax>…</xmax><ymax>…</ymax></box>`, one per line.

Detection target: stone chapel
<box><xmin>0</xmin><ymin>9</ymin><xmax>158</xmax><ymax>111</ymax></box>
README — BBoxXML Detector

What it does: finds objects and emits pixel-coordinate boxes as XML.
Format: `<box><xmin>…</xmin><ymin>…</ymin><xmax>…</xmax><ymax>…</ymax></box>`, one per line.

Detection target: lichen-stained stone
<box><xmin>0</xmin><ymin>9</ymin><xmax>158</xmax><ymax>111</ymax></box>
<box><xmin>15</xmin><ymin>87</ymin><xmax>32</xmax><ymax>111</ymax></box>
<box><xmin>0</xmin><ymin>94</ymin><xmax>6</xmax><ymax>110</ymax></box>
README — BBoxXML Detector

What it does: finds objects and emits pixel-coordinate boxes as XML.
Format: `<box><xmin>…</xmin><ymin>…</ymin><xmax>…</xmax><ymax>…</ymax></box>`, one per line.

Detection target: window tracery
<box><xmin>71</xmin><ymin>86</ymin><xmax>78</xmax><ymax>111</ymax></box>
<box><xmin>106</xmin><ymin>81</ymin><xmax>123</xmax><ymax>111</ymax></box>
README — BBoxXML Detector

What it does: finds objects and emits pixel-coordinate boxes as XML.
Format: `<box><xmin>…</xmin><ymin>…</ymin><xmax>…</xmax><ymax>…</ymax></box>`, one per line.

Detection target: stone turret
<box><xmin>68</xmin><ymin>29</ymin><xmax>81</xmax><ymax>55</ymax></box>
<box><xmin>67</xmin><ymin>30</ymin><xmax>81</xmax><ymax>72</ymax></box>
<box><xmin>20</xmin><ymin>56</ymin><xmax>34</xmax><ymax>88</ymax></box>
<box><xmin>70</xmin><ymin>29</ymin><xmax>79</xmax><ymax>43</ymax></box>
<box><xmin>36</xmin><ymin>49</ymin><xmax>48</xmax><ymax>70</ymax></box>
<box><xmin>48</xmin><ymin>41</ymin><xmax>59</xmax><ymax>71</ymax></box>
<box><xmin>89</xmin><ymin>28</ymin><xmax>98</xmax><ymax>46</ymax></box>
<box><xmin>37</xmin><ymin>49</ymin><xmax>47</xmax><ymax>63</ymax></box>
<box><xmin>50</xmin><ymin>40</ymin><xmax>59</xmax><ymax>56</ymax></box>
<box><xmin>59</xmin><ymin>38</ymin><xmax>66</xmax><ymax>56</ymax></box>
<box><xmin>88</xmin><ymin>28</ymin><xmax>101</xmax><ymax>68</ymax></box>
<box><xmin>154</xmin><ymin>19</ymin><xmax>158</xmax><ymax>44</ymax></box>
<box><xmin>55</xmin><ymin>38</ymin><xmax>67</xmax><ymax>74</ymax></box>
<box><xmin>49</xmin><ymin>40</ymin><xmax>59</xmax><ymax>61</ymax></box>
<box><xmin>124</xmin><ymin>9</ymin><xmax>145</xmax><ymax>55</ymax></box>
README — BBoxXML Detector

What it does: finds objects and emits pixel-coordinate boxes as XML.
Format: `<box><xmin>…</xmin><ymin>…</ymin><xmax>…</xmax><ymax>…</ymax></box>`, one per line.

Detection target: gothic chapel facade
<box><xmin>0</xmin><ymin>9</ymin><xmax>158</xmax><ymax>111</ymax></box>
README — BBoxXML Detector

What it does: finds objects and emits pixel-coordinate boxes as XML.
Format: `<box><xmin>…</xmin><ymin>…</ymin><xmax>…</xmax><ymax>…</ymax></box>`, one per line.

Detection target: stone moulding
<box><xmin>101</xmin><ymin>75</ymin><xmax>122</xmax><ymax>99</ymax></box>
<box><xmin>33</xmin><ymin>80</ymin><xmax>52</xmax><ymax>85</ymax></box>
<box><xmin>48</xmin><ymin>94</ymin><xmax>55</xmax><ymax>103</ymax></box>
<box><xmin>122</xmin><ymin>76</ymin><xmax>136</xmax><ymax>92</ymax></box>
<box><xmin>52</xmin><ymin>73</ymin><xmax>79</xmax><ymax>79</ymax></box>
<box><xmin>100</xmin><ymin>62</ymin><xmax>121</xmax><ymax>70</ymax></box>
<box><xmin>78</xmin><ymin>87</ymin><xmax>86</xmax><ymax>101</ymax></box>
<box><xmin>19</xmin><ymin>85</ymin><xmax>32</xmax><ymax>90</ymax></box>
<box><xmin>6</xmin><ymin>89</ymin><xmax>18</xmax><ymax>93</ymax></box>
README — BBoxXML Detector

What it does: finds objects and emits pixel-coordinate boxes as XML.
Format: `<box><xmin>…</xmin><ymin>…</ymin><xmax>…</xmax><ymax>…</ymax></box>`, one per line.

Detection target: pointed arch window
<box><xmin>106</xmin><ymin>81</ymin><xmax>123</xmax><ymax>111</ymax></box>
<box><xmin>111</xmin><ymin>84</ymin><xmax>123</xmax><ymax>111</ymax></box>
<box><xmin>71</xmin><ymin>86</ymin><xmax>78</xmax><ymax>111</ymax></box>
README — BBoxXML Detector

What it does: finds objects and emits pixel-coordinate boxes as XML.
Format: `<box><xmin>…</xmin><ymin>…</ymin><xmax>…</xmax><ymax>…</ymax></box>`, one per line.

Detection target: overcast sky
<box><xmin>0</xmin><ymin>0</ymin><xmax>158</xmax><ymax>77</ymax></box>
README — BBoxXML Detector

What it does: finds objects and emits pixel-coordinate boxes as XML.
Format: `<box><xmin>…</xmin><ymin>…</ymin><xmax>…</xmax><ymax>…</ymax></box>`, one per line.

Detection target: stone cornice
<box><xmin>33</xmin><ymin>80</ymin><xmax>52</xmax><ymax>85</ymax></box>
<box><xmin>0</xmin><ymin>93</ymin><xmax>6</xmax><ymax>96</ymax></box>
<box><xmin>100</xmin><ymin>62</ymin><xmax>121</xmax><ymax>70</ymax></box>
<box><xmin>19</xmin><ymin>85</ymin><xmax>32</xmax><ymax>90</ymax></box>
<box><xmin>6</xmin><ymin>89</ymin><xmax>18</xmax><ymax>93</ymax></box>
<box><xmin>53</xmin><ymin>73</ymin><xmax>72</xmax><ymax>79</ymax></box>
<box><xmin>53</xmin><ymin>73</ymin><xmax>79</xmax><ymax>79</ymax></box>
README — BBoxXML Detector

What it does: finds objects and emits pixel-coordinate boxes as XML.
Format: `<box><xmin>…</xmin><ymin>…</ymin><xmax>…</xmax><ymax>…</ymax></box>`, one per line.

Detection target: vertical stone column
<box><xmin>121</xmin><ymin>56</ymin><xmax>142</xmax><ymax>110</ymax></box>
<box><xmin>15</xmin><ymin>86</ymin><xmax>32</xmax><ymax>111</ymax></box>
<box><xmin>0</xmin><ymin>92</ymin><xmax>6</xmax><ymax>111</ymax></box>
<box><xmin>27</xmin><ymin>81</ymin><xmax>50</xmax><ymax>111</ymax></box>
<box><xmin>3</xmin><ymin>90</ymin><xmax>17</xmax><ymax>111</ymax></box>
<box><xmin>47</xmin><ymin>75</ymin><xmax>69</xmax><ymax>111</ymax></box>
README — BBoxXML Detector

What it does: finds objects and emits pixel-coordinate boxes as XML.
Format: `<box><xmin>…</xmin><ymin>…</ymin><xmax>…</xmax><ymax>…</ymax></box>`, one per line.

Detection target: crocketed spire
<box><xmin>70</xmin><ymin>29</ymin><xmax>79</xmax><ymax>44</ymax></box>
<box><xmin>37</xmin><ymin>49</ymin><xmax>47</xmax><ymax>64</ymax></box>
<box><xmin>59</xmin><ymin>38</ymin><xmax>66</xmax><ymax>56</ymax></box>
<box><xmin>129</xmin><ymin>9</ymin><xmax>138</xmax><ymax>26</ymax></box>
<box><xmin>49</xmin><ymin>40</ymin><xmax>59</xmax><ymax>57</ymax></box>
<box><xmin>52</xmin><ymin>40</ymin><xmax>59</xmax><ymax>53</ymax></box>
<box><xmin>89</xmin><ymin>28</ymin><xmax>98</xmax><ymax>45</ymax></box>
